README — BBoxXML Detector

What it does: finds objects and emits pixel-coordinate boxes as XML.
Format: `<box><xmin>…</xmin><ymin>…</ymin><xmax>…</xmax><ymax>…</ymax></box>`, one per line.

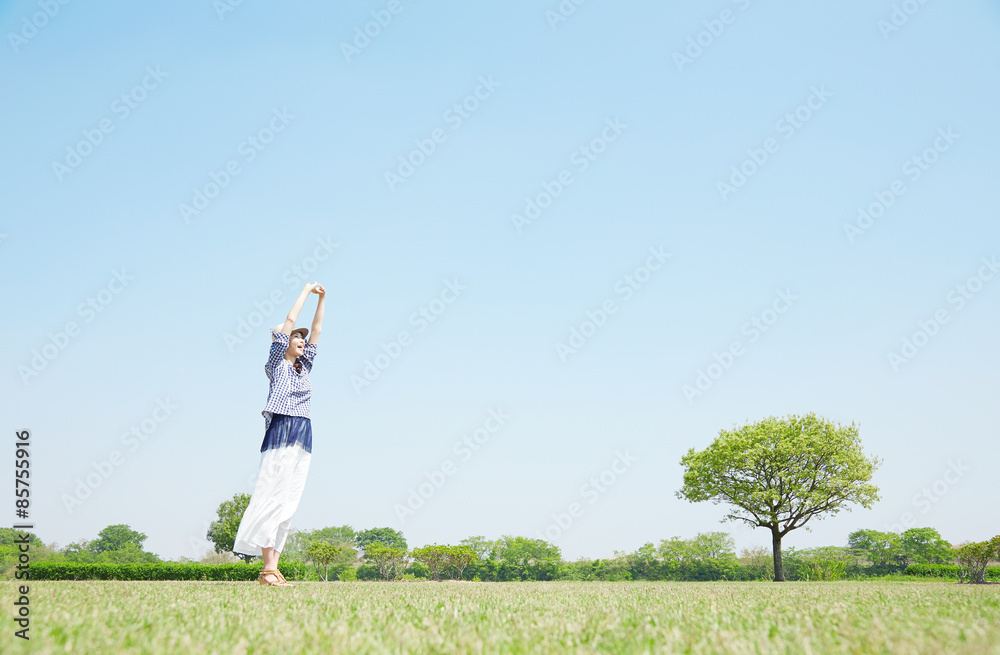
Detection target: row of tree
<box><xmin>4</xmin><ymin>524</ymin><xmax>997</xmax><ymax>583</ymax></box>
<box><xmin>289</xmin><ymin>528</ymin><xmax>995</xmax><ymax>583</ymax></box>
<box><xmin>199</xmin><ymin>513</ymin><xmax>992</xmax><ymax>583</ymax></box>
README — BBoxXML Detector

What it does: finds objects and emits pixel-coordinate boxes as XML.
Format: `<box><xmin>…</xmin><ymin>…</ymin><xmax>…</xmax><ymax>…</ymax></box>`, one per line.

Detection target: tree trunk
<box><xmin>772</xmin><ymin>528</ymin><xmax>785</xmax><ymax>582</ymax></box>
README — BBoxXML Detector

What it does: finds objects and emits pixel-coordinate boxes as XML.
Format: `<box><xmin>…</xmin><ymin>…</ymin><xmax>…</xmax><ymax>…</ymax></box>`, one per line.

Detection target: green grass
<box><xmin>3</xmin><ymin>580</ymin><xmax>999</xmax><ymax>654</ymax></box>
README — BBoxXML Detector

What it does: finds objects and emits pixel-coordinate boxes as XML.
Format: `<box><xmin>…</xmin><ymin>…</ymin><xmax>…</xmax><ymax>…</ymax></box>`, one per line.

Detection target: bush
<box><xmin>780</xmin><ymin>547</ymin><xmax>856</xmax><ymax>581</ymax></box>
<box><xmin>905</xmin><ymin>563</ymin><xmax>1000</xmax><ymax>581</ymax></box>
<box><xmin>29</xmin><ymin>562</ymin><xmax>315</xmax><ymax>581</ymax></box>
<box><xmin>31</xmin><ymin>562</ymin><xmax>254</xmax><ymax>581</ymax></box>
<box><xmin>278</xmin><ymin>559</ymin><xmax>312</xmax><ymax>581</ymax></box>
<box><xmin>404</xmin><ymin>561</ymin><xmax>429</xmax><ymax>579</ymax></box>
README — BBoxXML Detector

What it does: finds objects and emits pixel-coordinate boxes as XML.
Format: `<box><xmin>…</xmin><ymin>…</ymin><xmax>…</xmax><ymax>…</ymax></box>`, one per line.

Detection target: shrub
<box><xmin>904</xmin><ymin>563</ymin><xmax>1000</xmax><ymax>581</ymax></box>
<box><xmin>28</xmin><ymin>561</ymin><xmax>318</xmax><ymax>581</ymax></box>
<box><xmin>30</xmin><ymin>562</ymin><xmax>259</xmax><ymax>581</ymax></box>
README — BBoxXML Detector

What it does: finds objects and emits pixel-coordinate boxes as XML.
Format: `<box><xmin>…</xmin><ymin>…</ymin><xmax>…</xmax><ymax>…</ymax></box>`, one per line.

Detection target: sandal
<box><xmin>273</xmin><ymin>570</ymin><xmax>292</xmax><ymax>586</ymax></box>
<box><xmin>258</xmin><ymin>569</ymin><xmax>291</xmax><ymax>587</ymax></box>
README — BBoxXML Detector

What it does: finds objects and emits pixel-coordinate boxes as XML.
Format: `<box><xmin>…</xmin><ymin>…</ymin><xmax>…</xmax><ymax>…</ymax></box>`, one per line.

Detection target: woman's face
<box><xmin>286</xmin><ymin>333</ymin><xmax>306</xmax><ymax>359</ymax></box>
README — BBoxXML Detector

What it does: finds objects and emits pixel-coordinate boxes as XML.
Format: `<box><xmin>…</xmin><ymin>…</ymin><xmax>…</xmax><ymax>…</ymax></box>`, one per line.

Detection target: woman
<box><xmin>233</xmin><ymin>281</ymin><xmax>325</xmax><ymax>587</ymax></box>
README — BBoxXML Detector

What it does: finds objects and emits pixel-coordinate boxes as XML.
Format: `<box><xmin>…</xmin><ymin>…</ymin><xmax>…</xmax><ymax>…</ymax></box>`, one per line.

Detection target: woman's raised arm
<box><xmin>280</xmin><ymin>282</ymin><xmax>317</xmax><ymax>335</ymax></box>
<box><xmin>308</xmin><ymin>284</ymin><xmax>325</xmax><ymax>345</ymax></box>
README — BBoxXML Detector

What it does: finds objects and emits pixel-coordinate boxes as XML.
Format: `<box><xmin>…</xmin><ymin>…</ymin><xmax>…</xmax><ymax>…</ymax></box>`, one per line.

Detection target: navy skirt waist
<box><xmin>261</xmin><ymin>414</ymin><xmax>312</xmax><ymax>454</ymax></box>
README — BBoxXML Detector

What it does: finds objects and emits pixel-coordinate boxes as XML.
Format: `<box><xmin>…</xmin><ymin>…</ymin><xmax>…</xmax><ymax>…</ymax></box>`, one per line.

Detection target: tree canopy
<box><xmin>356</xmin><ymin>527</ymin><xmax>407</xmax><ymax>551</ymax></box>
<box><xmin>0</xmin><ymin>529</ymin><xmax>44</xmax><ymax>548</ymax></box>
<box><xmin>92</xmin><ymin>524</ymin><xmax>148</xmax><ymax>553</ymax></box>
<box><xmin>493</xmin><ymin>535</ymin><xmax>560</xmax><ymax>565</ymax></box>
<box><xmin>459</xmin><ymin>535</ymin><xmax>494</xmax><ymax>560</ymax></box>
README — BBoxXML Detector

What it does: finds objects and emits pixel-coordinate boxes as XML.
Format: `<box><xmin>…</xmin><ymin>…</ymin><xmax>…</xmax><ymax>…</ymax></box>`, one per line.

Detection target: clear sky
<box><xmin>2</xmin><ymin>0</ymin><xmax>998</xmax><ymax>562</ymax></box>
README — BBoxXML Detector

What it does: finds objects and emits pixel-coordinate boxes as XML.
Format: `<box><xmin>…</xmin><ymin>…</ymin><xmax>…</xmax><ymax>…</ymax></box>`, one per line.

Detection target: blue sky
<box><xmin>2</xmin><ymin>0</ymin><xmax>998</xmax><ymax>562</ymax></box>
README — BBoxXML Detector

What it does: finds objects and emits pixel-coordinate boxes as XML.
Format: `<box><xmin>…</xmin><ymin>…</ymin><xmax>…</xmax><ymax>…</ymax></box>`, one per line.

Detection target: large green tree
<box><xmin>206</xmin><ymin>493</ymin><xmax>255</xmax><ymax>563</ymax></box>
<box><xmin>677</xmin><ymin>413</ymin><xmax>881</xmax><ymax>581</ymax></box>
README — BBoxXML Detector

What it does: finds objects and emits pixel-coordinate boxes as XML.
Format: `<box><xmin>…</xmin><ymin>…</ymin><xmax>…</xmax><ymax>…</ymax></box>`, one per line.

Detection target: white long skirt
<box><xmin>233</xmin><ymin>442</ymin><xmax>311</xmax><ymax>556</ymax></box>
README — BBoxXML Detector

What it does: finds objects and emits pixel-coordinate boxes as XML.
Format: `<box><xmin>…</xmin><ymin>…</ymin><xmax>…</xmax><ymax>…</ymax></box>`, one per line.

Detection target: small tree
<box><xmin>448</xmin><ymin>545</ymin><xmax>477</xmax><ymax>580</ymax></box>
<box><xmin>677</xmin><ymin>413</ymin><xmax>881</xmax><ymax>582</ymax></box>
<box><xmin>363</xmin><ymin>543</ymin><xmax>408</xmax><ymax>580</ymax></box>
<box><xmin>308</xmin><ymin>542</ymin><xmax>340</xmax><ymax>581</ymax></box>
<box><xmin>955</xmin><ymin>536</ymin><xmax>1000</xmax><ymax>584</ymax></box>
<box><xmin>412</xmin><ymin>545</ymin><xmax>450</xmax><ymax>581</ymax></box>
<box><xmin>206</xmin><ymin>493</ymin><xmax>255</xmax><ymax>563</ymax></box>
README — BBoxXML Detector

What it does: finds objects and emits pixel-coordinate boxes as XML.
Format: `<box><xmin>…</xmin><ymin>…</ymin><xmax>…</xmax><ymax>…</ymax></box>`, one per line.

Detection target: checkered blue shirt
<box><xmin>262</xmin><ymin>328</ymin><xmax>317</xmax><ymax>432</ymax></box>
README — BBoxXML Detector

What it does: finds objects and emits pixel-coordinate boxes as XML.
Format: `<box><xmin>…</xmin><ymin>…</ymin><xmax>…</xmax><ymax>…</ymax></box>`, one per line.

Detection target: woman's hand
<box><xmin>313</xmin><ymin>283</ymin><xmax>326</xmax><ymax>297</ymax></box>
<box><xmin>304</xmin><ymin>282</ymin><xmax>319</xmax><ymax>293</ymax></box>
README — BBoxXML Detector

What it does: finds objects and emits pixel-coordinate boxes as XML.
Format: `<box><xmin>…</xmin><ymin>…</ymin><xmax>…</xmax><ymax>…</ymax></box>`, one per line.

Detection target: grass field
<box><xmin>3</xmin><ymin>580</ymin><xmax>999</xmax><ymax>654</ymax></box>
